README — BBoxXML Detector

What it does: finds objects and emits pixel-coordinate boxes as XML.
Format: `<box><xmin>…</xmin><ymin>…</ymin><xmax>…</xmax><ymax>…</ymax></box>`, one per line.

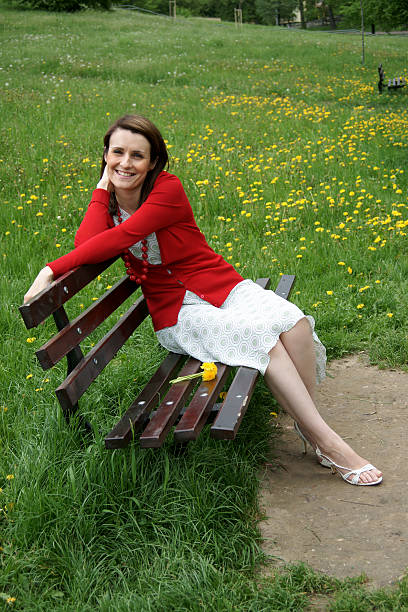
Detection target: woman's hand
<box><xmin>24</xmin><ymin>266</ymin><xmax>54</xmax><ymax>304</ymax></box>
<box><xmin>97</xmin><ymin>165</ymin><xmax>113</xmax><ymax>192</ymax></box>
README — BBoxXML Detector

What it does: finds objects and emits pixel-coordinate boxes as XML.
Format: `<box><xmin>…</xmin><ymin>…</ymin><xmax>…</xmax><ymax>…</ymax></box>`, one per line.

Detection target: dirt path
<box><xmin>260</xmin><ymin>353</ymin><xmax>408</xmax><ymax>589</ymax></box>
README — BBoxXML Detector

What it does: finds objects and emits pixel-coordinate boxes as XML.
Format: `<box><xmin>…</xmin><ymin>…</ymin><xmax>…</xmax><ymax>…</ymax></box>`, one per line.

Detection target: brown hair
<box><xmin>101</xmin><ymin>114</ymin><xmax>169</xmax><ymax>215</ymax></box>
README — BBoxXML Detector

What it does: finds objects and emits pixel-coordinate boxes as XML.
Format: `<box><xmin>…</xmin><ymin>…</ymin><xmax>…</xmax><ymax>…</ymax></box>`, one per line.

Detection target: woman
<box><xmin>24</xmin><ymin>114</ymin><xmax>382</xmax><ymax>486</ymax></box>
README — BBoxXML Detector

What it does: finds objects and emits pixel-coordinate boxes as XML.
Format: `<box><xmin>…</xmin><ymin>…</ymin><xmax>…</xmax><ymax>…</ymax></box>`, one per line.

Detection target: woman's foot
<box><xmin>299</xmin><ymin>426</ymin><xmax>383</xmax><ymax>486</ymax></box>
<box><xmin>316</xmin><ymin>446</ymin><xmax>382</xmax><ymax>486</ymax></box>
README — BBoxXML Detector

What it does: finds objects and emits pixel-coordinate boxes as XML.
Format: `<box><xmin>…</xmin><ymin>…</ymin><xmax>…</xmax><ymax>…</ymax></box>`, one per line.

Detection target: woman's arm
<box><xmin>74</xmin><ymin>167</ymin><xmax>114</xmax><ymax>247</ymax></box>
<box><xmin>24</xmin><ymin>169</ymin><xmax>113</xmax><ymax>303</ymax></box>
<box><xmin>74</xmin><ymin>189</ymin><xmax>113</xmax><ymax>247</ymax></box>
<box><xmin>48</xmin><ymin>173</ymin><xmax>192</xmax><ymax>279</ymax></box>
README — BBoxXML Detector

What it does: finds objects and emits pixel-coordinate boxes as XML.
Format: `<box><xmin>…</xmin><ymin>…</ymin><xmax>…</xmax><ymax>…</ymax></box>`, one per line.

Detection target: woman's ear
<box><xmin>150</xmin><ymin>157</ymin><xmax>158</xmax><ymax>170</ymax></box>
<box><xmin>104</xmin><ymin>146</ymin><xmax>108</xmax><ymax>163</ymax></box>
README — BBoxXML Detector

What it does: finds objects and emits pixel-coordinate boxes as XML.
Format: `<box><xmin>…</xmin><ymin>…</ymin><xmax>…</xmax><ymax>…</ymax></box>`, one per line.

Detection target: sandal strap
<box><xmin>342</xmin><ymin>463</ymin><xmax>376</xmax><ymax>485</ymax></box>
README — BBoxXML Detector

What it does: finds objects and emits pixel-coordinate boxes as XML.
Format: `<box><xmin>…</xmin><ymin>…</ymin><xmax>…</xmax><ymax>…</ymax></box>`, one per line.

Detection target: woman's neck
<box><xmin>115</xmin><ymin>188</ymin><xmax>141</xmax><ymax>214</ymax></box>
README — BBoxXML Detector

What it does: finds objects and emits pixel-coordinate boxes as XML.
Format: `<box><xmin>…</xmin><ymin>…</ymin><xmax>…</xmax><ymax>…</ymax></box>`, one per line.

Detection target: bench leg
<box><xmin>52</xmin><ymin>307</ymin><xmax>91</xmax><ymax>433</ymax></box>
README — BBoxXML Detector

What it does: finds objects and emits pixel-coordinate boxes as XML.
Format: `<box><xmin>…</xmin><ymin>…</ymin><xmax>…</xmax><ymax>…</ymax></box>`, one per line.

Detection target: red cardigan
<box><xmin>47</xmin><ymin>171</ymin><xmax>243</xmax><ymax>331</ymax></box>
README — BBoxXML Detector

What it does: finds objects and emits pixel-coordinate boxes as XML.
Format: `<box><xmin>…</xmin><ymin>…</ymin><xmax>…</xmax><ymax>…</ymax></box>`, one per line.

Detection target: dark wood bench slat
<box><xmin>36</xmin><ymin>276</ymin><xmax>137</xmax><ymax>370</ymax></box>
<box><xmin>254</xmin><ymin>277</ymin><xmax>271</xmax><ymax>290</ymax></box>
<box><xmin>19</xmin><ymin>258</ymin><xmax>120</xmax><ymax>329</ymax></box>
<box><xmin>274</xmin><ymin>274</ymin><xmax>295</xmax><ymax>298</ymax></box>
<box><xmin>210</xmin><ymin>274</ymin><xmax>296</xmax><ymax>440</ymax></box>
<box><xmin>139</xmin><ymin>358</ymin><xmax>202</xmax><ymax>448</ymax></box>
<box><xmin>173</xmin><ymin>363</ymin><xmax>229</xmax><ymax>442</ymax></box>
<box><xmin>55</xmin><ymin>295</ymin><xmax>149</xmax><ymax>412</ymax></box>
<box><xmin>210</xmin><ymin>366</ymin><xmax>258</xmax><ymax>440</ymax></box>
<box><xmin>104</xmin><ymin>352</ymin><xmax>186</xmax><ymax>449</ymax></box>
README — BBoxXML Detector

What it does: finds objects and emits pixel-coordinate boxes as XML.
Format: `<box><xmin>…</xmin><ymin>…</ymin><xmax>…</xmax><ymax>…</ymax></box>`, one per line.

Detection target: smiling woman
<box><xmin>23</xmin><ymin>114</ymin><xmax>382</xmax><ymax>487</ymax></box>
<box><xmin>104</xmin><ymin>129</ymin><xmax>156</xmax><ymax>206</ymax></box>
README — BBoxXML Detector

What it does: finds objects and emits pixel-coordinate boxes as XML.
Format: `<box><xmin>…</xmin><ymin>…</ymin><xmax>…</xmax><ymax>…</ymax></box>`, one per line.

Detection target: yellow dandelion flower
<box><xmin>170</xmin><ymin>362</ymin><xmax>218</xmax><ymax>384</ymax></box>
<box><xmin>326</xmin><ymin>290</ymin><xmax>333</xmax><ymax>295</ymax></box>
<box><xmin>357</xmin><ymin>304</ymin><xmax>364</xmax><ymax>309</ymax></box>
<box><xmin>387</xmin><ymin>313</ymin><xmax>393</xmax><ymax>318</ymax></box>
<box><xmin>6</xmin><ymin>474</ymin><xmax>14</xmax><ymax>480</ymax></box>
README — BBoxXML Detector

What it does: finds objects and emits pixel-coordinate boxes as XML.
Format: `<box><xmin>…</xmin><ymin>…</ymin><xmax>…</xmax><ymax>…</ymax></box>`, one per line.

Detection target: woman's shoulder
<box><xmin>156</xmin><ymin>170</ymin><xmax>183</xmax><ymax>185</ymax></box>
<box><xmin>154</xmin><ymin>171</ymin><xmax>189</xmax><ymax>199</ymax></box>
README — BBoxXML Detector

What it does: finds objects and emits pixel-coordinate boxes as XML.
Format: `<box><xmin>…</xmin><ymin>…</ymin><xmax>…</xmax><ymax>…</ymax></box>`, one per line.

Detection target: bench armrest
<box><xmin>19</xmin><ymin>257</ymin><xmax>119</xmax><ymax>329</ymax></box>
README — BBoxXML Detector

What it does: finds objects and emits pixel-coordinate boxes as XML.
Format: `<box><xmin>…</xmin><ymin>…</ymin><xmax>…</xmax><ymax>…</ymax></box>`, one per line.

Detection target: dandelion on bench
<box><xmin>170</xmin><ymin>362</ymin><xmax>218</xmax><ymax>385</ymax></box>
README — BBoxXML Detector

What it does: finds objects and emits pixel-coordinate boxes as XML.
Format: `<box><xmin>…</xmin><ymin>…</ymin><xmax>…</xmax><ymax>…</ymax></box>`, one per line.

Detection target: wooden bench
<box><xmin>378</xmin><ymin>63</ymin><xmax>406</xmax><ymax>93</ymax></box>
<box><xmin>19</xmin><ymin>260</ymin><xmax>295</xmax><ymax>449</ymax></box>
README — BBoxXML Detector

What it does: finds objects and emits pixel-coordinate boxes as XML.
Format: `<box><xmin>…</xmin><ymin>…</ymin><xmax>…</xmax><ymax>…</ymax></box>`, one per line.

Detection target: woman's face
<box><xmin>105</xmin><ymin>128</ymin><xmax>155</xmax><ymax>195</ymax></box>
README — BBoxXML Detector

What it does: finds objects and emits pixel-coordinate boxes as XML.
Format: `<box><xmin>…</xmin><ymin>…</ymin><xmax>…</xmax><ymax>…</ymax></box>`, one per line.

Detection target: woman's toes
<box><xmin>360</xmin><ymin>468</ymin><xmax>382</xmax><ymax>484</ymax></box>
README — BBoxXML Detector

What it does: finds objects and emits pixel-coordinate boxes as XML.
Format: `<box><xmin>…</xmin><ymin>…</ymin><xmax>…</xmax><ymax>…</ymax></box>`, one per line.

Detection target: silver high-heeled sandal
<box><xmin>293</xmin><ymin>422</ymin><xmax>331</xmax><ymax>468</ymax></box>
<box><xmin>315</xmin><ymin>447</ymin><xmax>383</xmax><ymax>486</ymax></box>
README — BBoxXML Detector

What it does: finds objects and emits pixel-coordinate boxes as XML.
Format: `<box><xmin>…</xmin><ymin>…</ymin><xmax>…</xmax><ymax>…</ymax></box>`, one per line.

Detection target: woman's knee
<box><xmin>282</xmin><ymin>317</ymin><xmax>311</xmax><ymax>340</ymax></box>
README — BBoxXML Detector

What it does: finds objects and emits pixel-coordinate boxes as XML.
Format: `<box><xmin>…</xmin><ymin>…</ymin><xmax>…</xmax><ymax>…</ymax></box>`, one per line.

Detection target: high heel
<box><xmin>293</xmin><ymin>422</ymin><xmax>331</xmax><ymax>468</ymax></box>
<box><xmin>315</xmin><ymin>448</ymin><xmax>383</xmax><ymax>486</ymax></box>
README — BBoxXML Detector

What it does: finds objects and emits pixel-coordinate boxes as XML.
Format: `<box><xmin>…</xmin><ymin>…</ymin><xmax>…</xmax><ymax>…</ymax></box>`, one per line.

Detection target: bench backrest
<box><xmin>19</xmin><ymin>259</ymin><xmax>148</xmax><ymax>415</ymax></box>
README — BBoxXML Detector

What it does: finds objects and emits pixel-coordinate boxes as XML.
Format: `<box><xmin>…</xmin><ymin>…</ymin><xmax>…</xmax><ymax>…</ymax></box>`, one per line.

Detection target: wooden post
<box><xmin>169</xmin><ymin>0</ymin><xmax>176</xmax><ymax>19</ymax></box>
<box><xmin>234</xmin><ymin>8</ymin><xmax>242</xmax><ymax>28</ymax></box>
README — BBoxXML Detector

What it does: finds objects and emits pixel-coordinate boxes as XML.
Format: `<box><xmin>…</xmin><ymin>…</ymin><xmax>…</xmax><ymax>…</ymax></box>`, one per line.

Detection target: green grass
<box><xmin>1</xmin><ymin>6</ymin><xmax>408</xmax><ymax>609</ymax></box>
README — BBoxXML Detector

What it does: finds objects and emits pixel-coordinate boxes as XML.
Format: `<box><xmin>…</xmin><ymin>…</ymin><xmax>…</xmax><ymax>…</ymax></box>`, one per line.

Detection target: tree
<box><xmin>340</xmin><ymin>0</ymin><xmax>408</xmax><ymax>30</ymax></box>
<box><xmin>298</xmin><ymin>0</ymin><xmax>306</xmax><ymax>28</ymax></box>
<box><xmin>9</xmin><ymin>0</ymin><xmax>112</xmax><ymax>10</ymax></box>
<box><xmin>256</xmin><ymin>0</ymin><xmax>297</xmax><ymax>25</ymax></box>
<box><xmin>313</xmin><ymin>0</ymin><xmax>344</xmax><ymax>28</ymax></box>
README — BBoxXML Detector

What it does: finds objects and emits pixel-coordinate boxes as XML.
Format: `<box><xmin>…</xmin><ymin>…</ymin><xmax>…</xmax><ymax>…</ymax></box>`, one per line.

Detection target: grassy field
<box><xmin>1</xmin><ymin>5</ymin><xmax>408</xmax><ymax>609</ymax></box>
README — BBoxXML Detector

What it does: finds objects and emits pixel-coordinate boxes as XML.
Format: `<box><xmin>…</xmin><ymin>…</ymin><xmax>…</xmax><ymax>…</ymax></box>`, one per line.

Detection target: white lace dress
<box><xmin>114</xmin><ymin>209</ymin><xmax>326</xmax><ymax>382</ymax></box>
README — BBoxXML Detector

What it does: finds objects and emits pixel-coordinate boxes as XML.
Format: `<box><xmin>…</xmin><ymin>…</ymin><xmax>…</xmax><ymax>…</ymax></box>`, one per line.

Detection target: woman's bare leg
<box><xmin>280</xmin><ymin>317</ymin><xmax>317</xmax><ymax>401</ymax></box>
<box><xmin>264</xmin><ymin>336</ymin><xmax>382</xmax><ymax>484</ymax></box>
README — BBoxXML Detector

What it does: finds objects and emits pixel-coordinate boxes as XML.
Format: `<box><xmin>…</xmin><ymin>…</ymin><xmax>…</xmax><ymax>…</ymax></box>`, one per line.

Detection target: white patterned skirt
<box><xmin>156</xmin><ymin>279</ymin><xmax>326</xmax><ymax>382</ymax></box>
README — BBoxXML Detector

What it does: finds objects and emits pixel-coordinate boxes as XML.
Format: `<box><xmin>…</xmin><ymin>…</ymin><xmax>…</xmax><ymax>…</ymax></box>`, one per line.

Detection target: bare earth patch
<box><xmin>260</xmin><ymin>353</ymin><xmax>408</xmax><ymax>589</ymax></box>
